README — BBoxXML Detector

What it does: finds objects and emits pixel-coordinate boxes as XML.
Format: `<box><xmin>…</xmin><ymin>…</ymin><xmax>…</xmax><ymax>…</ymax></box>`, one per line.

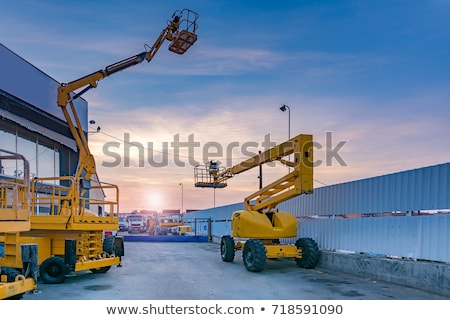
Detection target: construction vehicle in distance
<box><xmin>118</xmin><ymin>216</ymin><xmax>128</xmax><ymax>232</ymax></box>
<box><xmin>194</xmin><ymin>134</ymin><xmax>320</xmax><ymax>272</ymax></box>
<box><xmin>4</xmin><ymin>9</ymin><xmax>199</xmax><ymax>284</ymax></box>
<box><xmin>127</xmin><ymin>215</ymin><xmax>146</xmax><ymax>234</ymax></box>
<box><xmin>170</xmin><ymin>225</ymin><xmax>193</xmax><ymax>236</ymax></box>
<box><xmin>0</xmin><ymin>150</ymin><xmax>38</xmax><ymax>299</ymax></box>
<box><xmin>155</xmin><ymin>216</ymin><xmax>185</xmax><ymax>235</ymax></box>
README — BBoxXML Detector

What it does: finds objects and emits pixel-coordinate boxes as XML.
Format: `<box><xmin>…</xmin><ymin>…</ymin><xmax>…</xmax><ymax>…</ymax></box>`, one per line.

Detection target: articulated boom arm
<box><xmin>56</xmin><ymin>9</ymin><xmax>198</xmax><ymax>182</ymax></box>
<box><xmin>195</xmin><ymin>134</ymin><xmax>313</xmax><ymax>213</ymax></box>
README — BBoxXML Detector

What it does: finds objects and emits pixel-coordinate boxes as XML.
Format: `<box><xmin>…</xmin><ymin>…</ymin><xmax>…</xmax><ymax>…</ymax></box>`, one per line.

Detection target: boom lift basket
<box><xmin>194</xmin><ymin>162</ymin><xmax>228</xmax><ymax>188</ymax></box>
<box><xmin>169</xmin><ymin>30</ymin><xmax>198</xmax><ymax>54</ymax></box>
<box><xmin>168</xmin><ymin>9</ymin><xmax>198</xmax><ymax>55</ymax></box>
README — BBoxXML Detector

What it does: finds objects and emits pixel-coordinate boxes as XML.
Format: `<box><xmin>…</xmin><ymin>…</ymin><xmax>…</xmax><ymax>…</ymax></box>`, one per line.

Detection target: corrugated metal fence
<box><xmin>298</xmin><ymin>215</ymin><xmax>449</xmax><ymax>262</ymax></box>
<box><xmin>279</xmin><ymin>162</ymin><xmax>450</xmax><ymax>216</ymax></box>
<box><xmin>185</xmin><ymin>163</ymin><xmax>450</xmax><ymax>263</ymax></box>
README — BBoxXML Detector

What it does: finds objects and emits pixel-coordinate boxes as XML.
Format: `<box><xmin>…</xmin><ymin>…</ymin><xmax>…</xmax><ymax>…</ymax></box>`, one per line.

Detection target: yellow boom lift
<box><xmin>194</xmin><ymin>134</ymin><xmax>319</xmax><ymax>272</ymax></box>
<box><xmin>5</xmin><ymin>9</ymin><xmax>198</xmax><ymax>284</ymax></box>
<box><xmin>0</xmin><ymin>150</ymin><xmax>38</xmax><ymax>299</ymax></box>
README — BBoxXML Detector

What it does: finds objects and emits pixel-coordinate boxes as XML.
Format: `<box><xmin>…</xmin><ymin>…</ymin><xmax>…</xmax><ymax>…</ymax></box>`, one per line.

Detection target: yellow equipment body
<box><xmin>231</xmin><ymin>210</ymin><xmax>297</xmax><ymax>239</ymax></box>
<box><xmin>235</xmin><ymin>240</ymin><xmax>302</xmax><ymax>259</ymax></box>
<box><xmin>0</xmin><ymin>274</ymin><xmax>36</xmax><ymax>300</ymax></box>
<box><xmin>177</xmin><ymin>225</ymin><xmax>193</xmax><ymax>235</ymax></box>
<box><xmin>14</xmin><ymin>174</ymin><xmax>123</xmax><ymax>283</ymax></box>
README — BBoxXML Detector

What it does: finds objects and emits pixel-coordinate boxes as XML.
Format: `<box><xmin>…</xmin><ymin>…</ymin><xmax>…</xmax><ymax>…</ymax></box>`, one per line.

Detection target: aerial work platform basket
<box><xmin>168</xmin><ymin>9</ymin><xmax>198</xmax><ymax>55</ymax></box>
<box><xmin>194</xmin><ymin>161</ymin><xmax>228</xmax><ymax>188</ymax></box>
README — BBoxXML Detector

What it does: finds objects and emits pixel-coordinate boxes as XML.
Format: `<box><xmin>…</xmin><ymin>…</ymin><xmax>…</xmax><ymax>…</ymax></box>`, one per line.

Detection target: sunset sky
<box><xmin>1</xmin><ymin>0</ymin><xmax>449</xmax><ymax>213</ymax></box>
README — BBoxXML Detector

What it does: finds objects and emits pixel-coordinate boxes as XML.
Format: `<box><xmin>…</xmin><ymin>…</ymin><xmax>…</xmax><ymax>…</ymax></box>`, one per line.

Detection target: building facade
<box><xmin>0</xmin><ymin>43</ymin><xmax>108</xmax><ymax>215</ymax></box>
<box><xmin>0</xmin><ymin>43</ymin><xmax>88</xmax><ymax>179</ymax></box>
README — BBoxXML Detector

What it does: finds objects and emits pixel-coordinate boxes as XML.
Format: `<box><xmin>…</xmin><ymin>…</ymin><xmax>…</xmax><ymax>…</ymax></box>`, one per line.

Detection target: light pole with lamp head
<box><xmin>279</xmin><ymin>104</ymin><xmax>291</xmax><ymax>172</ymax></box>
<box><xmin>279</xmin><ymin>104</ymin><xmax>291</xmax><ymax>140</ymax></box>
<box><xmin>88</xmin><ymin>120</ymin><xmax>101</xmax><ymax>134</ymax></box>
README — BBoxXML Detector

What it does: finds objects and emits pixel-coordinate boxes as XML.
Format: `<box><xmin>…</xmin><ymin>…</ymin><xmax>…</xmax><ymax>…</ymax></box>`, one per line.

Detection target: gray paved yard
<box><xmin>23</xmin><ymin>241</ymin><xmax>447</xmax><ymax>300</ymax></box>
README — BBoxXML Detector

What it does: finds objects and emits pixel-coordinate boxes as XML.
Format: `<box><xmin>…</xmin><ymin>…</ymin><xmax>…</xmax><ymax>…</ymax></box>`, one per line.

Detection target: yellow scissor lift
<box><xmin>19</xmin><ymin>176</ymin><xmax>122</xmax><ymax>284</ymax></box>
<box><xmin>0</xmin><ymin>150</ymin><xmax>38</xmax><ymax>299</ymax></box>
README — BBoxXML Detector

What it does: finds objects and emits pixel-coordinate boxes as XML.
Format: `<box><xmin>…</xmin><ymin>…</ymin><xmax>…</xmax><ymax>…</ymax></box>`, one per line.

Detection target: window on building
<box><xmin>0</xmin><ymin>127</ymin><xmax>17</xmax><ymax>176</ymax></box>
<box><xmin>17</xmin><ymin>135</ymin><xmax>36</xmax><ymax>178</ymax></box>
<box><xmin>0</xmin><ymin>124</ymin><xmax>61</xmax><ymax>181</ymax></box>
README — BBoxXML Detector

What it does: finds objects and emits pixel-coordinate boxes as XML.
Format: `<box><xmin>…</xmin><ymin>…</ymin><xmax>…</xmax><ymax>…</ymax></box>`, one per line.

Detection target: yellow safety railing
<box><xmin>30</xmin><ymin>176</ymin><xmax>119</xmax><ymax>222</ymax></box>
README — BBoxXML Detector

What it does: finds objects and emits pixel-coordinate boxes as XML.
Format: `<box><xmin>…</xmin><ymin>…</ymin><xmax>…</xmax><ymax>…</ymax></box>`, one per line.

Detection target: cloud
<box><xmin>179</xmin><ymin>47</ymin><xmax>283</xmax><ymax>75</ymax></box>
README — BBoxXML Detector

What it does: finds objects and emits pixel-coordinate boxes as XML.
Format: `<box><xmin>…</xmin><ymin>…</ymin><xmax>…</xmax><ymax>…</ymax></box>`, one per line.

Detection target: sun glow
<box><xmin>146</xmin><ymin>191</ymin><xmax>166</xmax><ymax>212</ymax></box>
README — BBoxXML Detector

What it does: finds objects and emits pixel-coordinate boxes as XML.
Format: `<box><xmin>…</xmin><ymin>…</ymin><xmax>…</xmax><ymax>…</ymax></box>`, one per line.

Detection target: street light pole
<box><xmin>179</xmin><ymin>182</ymin><xmax>184</xmax><ymax>214</ymax></box>
<box><xmin>280</xmin><ymin>104</ymin><xmax>291</xmax><ymax>172</ymax></box>
<box><xmin>258</xmin><ymin>150</ymin><xmax>263</xmax><ymax>189</ymax></box>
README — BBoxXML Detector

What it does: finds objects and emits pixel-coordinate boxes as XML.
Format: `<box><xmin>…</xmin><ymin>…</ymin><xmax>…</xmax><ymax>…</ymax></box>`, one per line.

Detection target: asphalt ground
<box><xmin>21</xmin><ymin>240</ymin><xmax>447</xmax><ymax>300</ymax></box>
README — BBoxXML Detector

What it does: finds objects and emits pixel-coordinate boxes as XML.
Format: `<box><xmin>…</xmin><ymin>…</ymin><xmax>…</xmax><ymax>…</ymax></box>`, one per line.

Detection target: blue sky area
<box><xmin>1</xmin><ymin>0</ymin><xmax>449</xmax><ymax>212</ymax></box>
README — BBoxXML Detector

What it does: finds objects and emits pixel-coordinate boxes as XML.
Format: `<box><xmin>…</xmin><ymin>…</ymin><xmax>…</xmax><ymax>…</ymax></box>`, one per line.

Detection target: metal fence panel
<box><xmin>184</xmin><ymin>203</ymin><xmax>242</xmax><ymax>236</ymax></box>
<box><xmin>298</xmin><ymin>215</ymin><xmax>449</xmax><ymax>263</ymax></box>
<box><xmin>278</xmin><ymin>163</ymin><xmax>450</xmax><ymax>216</ymax></box>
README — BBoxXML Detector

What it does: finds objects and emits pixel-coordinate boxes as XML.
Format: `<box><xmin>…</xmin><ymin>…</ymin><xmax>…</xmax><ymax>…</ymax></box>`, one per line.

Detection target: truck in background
<box><xmin>127</xmin><ymin>215</ymin><xmax>146</xmax><ymax>234</ymax></box>
<box><xmin>118</xmin><ymin>217</ymin><xmax>128</xmax><ymax>232</ymax></box>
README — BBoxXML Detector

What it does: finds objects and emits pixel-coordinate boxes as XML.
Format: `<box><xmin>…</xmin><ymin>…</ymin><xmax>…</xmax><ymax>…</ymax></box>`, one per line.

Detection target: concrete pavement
<box><xmin>22</xmin><ymin>241</ymin><xmax>448</xmax><ymax>300</ymax></box>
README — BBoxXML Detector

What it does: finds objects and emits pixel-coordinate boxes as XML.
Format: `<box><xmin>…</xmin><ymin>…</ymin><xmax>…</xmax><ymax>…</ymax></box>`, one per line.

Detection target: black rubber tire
<box><xmin>114</xmin><ymin>236</ymin><xmax>125</xmax><ymax>257</ymax></box>
<box><xmin>103</xmin><ymin>235</ymin><xmax>124</xmax><ymax>257</ymax></box>
<box><xmin>90</xmin><ymin>252</ymin><xmax>112</xmax><ymax>274</ymax></box>
<box><xmin>295</xmin><ymin>237</ymin><xmax>320</xmax><ymax>269</ymax></box>
<box><xmin>220</xmin><ymin>236</ymin><xmax>235</xmax><ymax>262</ymax></box>
<box><xmin>1</xmin><ymin>268</ymin><xmax>24</xmax><ymax>299</ymax></box>
<box><xmin>40</xmin><ymin>257</ymin><xmax>67</xmax><ymax>284</ymax></box>
<box><xmin>243</xmin><ymin>239</ymin><xmax>266</xmax><ymax>272</ymax></box>
<box><xmin>103</xmin><ymin>235</ymin><xmax>115</xmax><ymax>254</ymax></box>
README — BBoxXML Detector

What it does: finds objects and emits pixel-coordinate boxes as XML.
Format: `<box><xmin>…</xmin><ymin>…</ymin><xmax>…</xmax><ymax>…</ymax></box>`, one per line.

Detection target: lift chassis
<box><xmin>195</xmin><ymin>134</ymin><xmax>319</xmax><ymax>272</ymax></box>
